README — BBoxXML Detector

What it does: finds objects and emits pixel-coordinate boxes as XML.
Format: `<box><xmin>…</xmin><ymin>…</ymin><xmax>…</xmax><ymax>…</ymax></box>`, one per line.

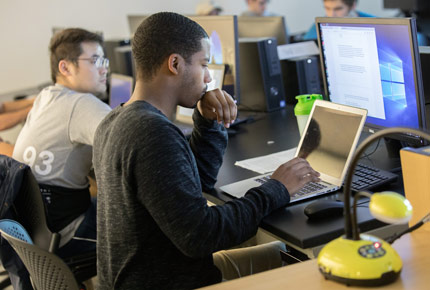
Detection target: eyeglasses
<box><xmin>76</xmin><ymin>56</ymin><xmax>109</xmax><ymax>69</ymax></box>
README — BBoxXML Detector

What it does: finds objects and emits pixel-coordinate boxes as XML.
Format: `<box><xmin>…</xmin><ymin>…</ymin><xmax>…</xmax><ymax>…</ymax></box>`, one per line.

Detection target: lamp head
<box><xmin>369</xmin><ymin>191</ymin><xmax>413</xmax><ymax>224</ymax></box>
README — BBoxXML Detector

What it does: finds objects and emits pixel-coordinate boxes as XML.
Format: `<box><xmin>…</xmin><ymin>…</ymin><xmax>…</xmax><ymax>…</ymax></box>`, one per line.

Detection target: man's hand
<box><xmin>197</xmin><ymin>89</ymin><xmax>237</xmax><ymax>128</ymax></box>
<box><xmin>271</xmin><ymin>157</ymin><xmax>320</xmax><ymax>195</ymax></box>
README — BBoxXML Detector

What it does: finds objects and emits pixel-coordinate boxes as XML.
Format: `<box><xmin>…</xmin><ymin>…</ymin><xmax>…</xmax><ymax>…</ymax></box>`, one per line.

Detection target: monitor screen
<box><xmin>316</xmin><ymin>17</ymin><xmax>426</xmax><ymax>143</ymax></box>
<box><xmin>109</xmin><ymin>74</ymin><xmax>133</xmax><ymax>109</ymax></box>
<box><xmin>237</xmin><ymin>16</ymin><xmax>289</xmax><ymax>45</ymax></box>
<box><xmin>188</xmin><ymin>15</ymin><xmax>240</xmax><ymax>103</ymax></box>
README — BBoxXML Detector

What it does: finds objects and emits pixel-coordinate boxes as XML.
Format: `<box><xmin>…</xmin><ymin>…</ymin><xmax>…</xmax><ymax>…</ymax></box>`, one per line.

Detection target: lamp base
<box><xmin>317</xmin><ymin>234</ymin><xmax>402</xmax><ymax>286</ymax></box>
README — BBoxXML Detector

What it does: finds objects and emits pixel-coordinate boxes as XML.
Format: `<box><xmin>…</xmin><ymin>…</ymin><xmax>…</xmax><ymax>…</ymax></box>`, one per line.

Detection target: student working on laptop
<box><xmin>93</xmin><ymin>12</ymin><xmax>320</xmax><ymax>290</ymax></box>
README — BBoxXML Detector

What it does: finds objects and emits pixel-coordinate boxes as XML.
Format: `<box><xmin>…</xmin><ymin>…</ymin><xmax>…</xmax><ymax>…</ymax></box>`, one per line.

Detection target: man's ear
<box><xmin>167</xmin><ymin>54</ymin><xmax>183</xmax><ymax>75</ymax></box>
<box><xmin>58</xmin><ymin>60</ymin><xmax>72</xmax><ymax>77</ymax></box>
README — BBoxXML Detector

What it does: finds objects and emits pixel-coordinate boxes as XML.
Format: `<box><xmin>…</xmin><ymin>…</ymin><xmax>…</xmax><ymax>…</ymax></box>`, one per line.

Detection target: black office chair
<box><xmin>0</xmin><ymin>155</ymin><xmax>96</xmax><ymax>287</ymax></box>
<box><xmin>0</xmin><ymin>221</ymin><xmax>81</xmax><ymax>290</ymax></box>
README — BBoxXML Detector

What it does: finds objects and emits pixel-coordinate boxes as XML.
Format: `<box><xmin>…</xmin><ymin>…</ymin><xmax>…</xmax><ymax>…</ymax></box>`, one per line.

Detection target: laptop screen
<box><xmin>109</xmin><ymin>74</ymin><xmax>133</xmax><ymax>109</ymax></box>
<box><xmin>295</xmin><ymin>100</ymin><xmax>367</xmax><ymax>186</ymax></box>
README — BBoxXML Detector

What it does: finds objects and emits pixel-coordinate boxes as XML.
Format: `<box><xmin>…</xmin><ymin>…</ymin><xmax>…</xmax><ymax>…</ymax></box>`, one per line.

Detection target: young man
<box><xmin>12</xmin><ymin>28</ymin><xmax>110</xmax><ymax>258</ymax></box>
<box><xmin>93</xmin><ymin>12</ymin><xmax>319</xmax><ymax>290</ymax></box>
<box><xmin>303</xmin><ymin>0</ymin><xmax>373</xmax><ymax>40</ymax></box>
<box><xmin>242</xmin><ymin>0</ymin><xmax>276</xmax><ymax>17</ymax></box>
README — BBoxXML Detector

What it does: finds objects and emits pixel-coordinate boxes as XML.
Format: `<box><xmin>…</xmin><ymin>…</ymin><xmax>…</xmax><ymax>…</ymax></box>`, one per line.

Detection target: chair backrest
<box><xmin>0</xmin><ymin>229</ymin><xmax>80</xmax><ymax>290</ymax></box>
<box><xmin>0</xmin><ymin>219</ymin><xmax>33</xmax><ymax>244</ymax></box>
<box><xmin>1</xmin><ymin>156</ymin><xmax>59</xmax><ymax>251</ymax></box>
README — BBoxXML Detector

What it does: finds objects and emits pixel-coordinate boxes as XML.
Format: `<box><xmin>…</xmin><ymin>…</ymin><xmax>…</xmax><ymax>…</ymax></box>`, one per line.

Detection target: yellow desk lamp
<box><xmin>317</xmin><ymin>127</ymin><xmax>430</xmax><ymax>286</ymax></box>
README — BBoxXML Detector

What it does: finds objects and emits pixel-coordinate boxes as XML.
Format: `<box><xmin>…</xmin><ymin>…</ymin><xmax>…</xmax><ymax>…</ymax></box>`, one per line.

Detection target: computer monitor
<box><xmin>109</xmin><ymin>73</ymin><xmax>133</xmax><ymax>109</ymax></box>
<box><xmin>316</xmin><ymin>17</ymin><xmax>426</xmax><ymax>144</ymax></box>
<box><xmin>188</xmin><ymin>15</ymin><xmax>241</xmax><ymax>103</ymax></box>
<box><xmin>237</xmin><ymin>16</ymin><xmax>289</xmax><ymax>45</ymax></box>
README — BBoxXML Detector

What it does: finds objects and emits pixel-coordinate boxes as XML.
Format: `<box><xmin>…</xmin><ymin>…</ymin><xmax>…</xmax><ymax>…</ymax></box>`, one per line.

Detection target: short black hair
<box><xmin>49</xmin><ymin>28</ymin><xmax>103</xmax><ymax>83</ymax></box>
<box><xmin>324</xmin><ymin>0</ymin><xmax>357</xmax><ymax>7</ymax></box>
<box><xmin>132</xmin><ymin>12</ymin><xmax>209</xmax><ymax>81</ymax></box>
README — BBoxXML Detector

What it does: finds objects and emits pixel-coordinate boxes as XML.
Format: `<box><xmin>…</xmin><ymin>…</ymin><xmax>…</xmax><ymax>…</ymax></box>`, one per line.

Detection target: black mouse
<box><xmin>304</xmin><ymin>200</ymin><xmax>344</xmax><ymax>219</ymax></box>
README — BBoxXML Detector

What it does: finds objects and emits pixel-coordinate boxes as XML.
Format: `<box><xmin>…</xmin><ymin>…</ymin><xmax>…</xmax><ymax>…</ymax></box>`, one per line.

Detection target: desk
<box><xmin>199</xmin><ymin>230</ymin><xmax>430</xmax><ymax>290</ymax></box>
<box><xmin>210</xmin><ymin>107</ymin><xmax>405</xmax><ymax>258</ymax></box>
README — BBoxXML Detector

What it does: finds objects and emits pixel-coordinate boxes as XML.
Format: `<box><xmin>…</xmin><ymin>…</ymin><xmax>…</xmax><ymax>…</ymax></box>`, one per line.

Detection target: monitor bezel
<box><xmin>316</xmin><ymin>17</ymin><xmax>426</xmax><ymax>144</ymax></box>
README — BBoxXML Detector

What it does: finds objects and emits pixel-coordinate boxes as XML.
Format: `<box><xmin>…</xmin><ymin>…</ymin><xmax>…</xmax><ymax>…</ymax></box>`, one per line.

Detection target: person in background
<box><xmin>303</xmin><ymin>0</ymin><xmax>373</xmax><ymax>40</ymax></box>
<box><xmin>303</xmin><ymin>0</ymin><xmax>428</xmax><ymax>45</ymax></box>
<box><xmin>241</xmin><ymin>0</ymin><xmax>289</xmax><ymax>38</ymax></box>
<box><xmin>93</xmin><ymin>12</ymin><xmax>319</xmax><ymax>290</ymax></box>
<box><xmin>0</xmin><ymin>97</ymin><xmax>35</xmax><ymax>131</ymax></box>
<box><xmin>8</xmin><ymin>28</ymin><xmax>111</xmax><ymax>289</ymax></box>
<box><xmin>242</xmin><ymin>0</ymin><xmax>276</xmax><ymax>17</ymax></box>
<box><xmin>196</xmin><ymin>0</ymin><xmax>223</xmax><ymax>16</ymax></box>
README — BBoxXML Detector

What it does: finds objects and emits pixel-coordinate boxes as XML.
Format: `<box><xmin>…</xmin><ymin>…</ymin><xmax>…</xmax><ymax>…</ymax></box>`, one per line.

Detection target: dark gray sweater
<box><xmin>93</xmin><ymin>101</ymin><xmax>290</xmax><ymax>290</ymax></box>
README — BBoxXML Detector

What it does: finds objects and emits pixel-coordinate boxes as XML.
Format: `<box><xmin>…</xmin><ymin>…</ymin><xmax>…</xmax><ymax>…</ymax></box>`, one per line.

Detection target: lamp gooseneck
<box><xmin>343</xmin><ymin>127</ymin><xmax>430</xmax><ymax>240</ymax></box>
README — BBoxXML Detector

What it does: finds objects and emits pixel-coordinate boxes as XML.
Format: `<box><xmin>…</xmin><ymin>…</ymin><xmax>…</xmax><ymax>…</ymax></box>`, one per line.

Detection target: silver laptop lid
<box><xmin>295</xmin><ymin>99</ymin><xmax>367</xmax><ymax>186</ymax></box>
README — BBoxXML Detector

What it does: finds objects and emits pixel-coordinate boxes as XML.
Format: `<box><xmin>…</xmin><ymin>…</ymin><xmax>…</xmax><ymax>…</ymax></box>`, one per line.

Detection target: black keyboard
<box><xmin>350</xmin><ymin>163</ymin><xmax>398</xmax><ymax>192</ymax></box>
<box><xmin>255</xmin><ymin>163</ymin><xmax>397</xmax><ymax>193</ymax></box>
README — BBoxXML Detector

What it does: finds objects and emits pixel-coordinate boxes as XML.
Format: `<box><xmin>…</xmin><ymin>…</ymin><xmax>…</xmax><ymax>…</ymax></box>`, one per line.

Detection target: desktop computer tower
<box><xmin>281</xmin><ymin>55</ymin><xmax>324</xmax><ymax>104</ymax></box>
<box><xmin>238</xmin><ymin>37</ymin><xmax>286</xmax><ymax>112</ymax></box>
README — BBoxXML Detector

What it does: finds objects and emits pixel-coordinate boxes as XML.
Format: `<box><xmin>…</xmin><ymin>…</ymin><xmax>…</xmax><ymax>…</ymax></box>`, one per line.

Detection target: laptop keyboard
<box><xmin>254</xmin><ymin>163</ymin><xmax>398</xmax><ymax>193</ymax></box>
<box><xmin>294</xmin><ymin>182</ymin><xmax>328</xmax><ymax>196</ymax></box>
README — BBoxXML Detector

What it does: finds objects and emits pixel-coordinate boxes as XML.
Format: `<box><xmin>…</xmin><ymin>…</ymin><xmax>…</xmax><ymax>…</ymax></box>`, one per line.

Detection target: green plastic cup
<box><xmin>294</xmin><ymin>94</ymin><xmax>323</xmax><ymax>136</ymax></box>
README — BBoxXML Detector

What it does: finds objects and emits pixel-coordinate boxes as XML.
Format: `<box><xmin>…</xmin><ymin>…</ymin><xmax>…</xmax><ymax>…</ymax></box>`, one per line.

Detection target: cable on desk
<box><xmin>360</xmin><ymin>138</ymin><xmax>381</xmax><ymax>161</ymax></box>
<box><xmin>385</xmin><ymin>212</ymin><xmax>430</xmax><ymax>244</ymax></box>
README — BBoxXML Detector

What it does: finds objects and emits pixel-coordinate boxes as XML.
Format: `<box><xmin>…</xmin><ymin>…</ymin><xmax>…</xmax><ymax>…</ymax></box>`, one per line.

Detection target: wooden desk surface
<box><xmin>199</xmin><ymin>230</ymin><xmax>430</xmax><ymax>290</ymax></box>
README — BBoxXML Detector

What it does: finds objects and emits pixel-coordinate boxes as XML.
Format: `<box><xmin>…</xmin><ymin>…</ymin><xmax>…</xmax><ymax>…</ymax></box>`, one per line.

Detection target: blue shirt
<box><xmin>303</xmin><ymin>11</ymin><xmax>428</xmax><ymax>45</ymax></box>
<box><xmin>303</xmin><ymin>11</ymin><xmax>373</xmax><ymax>40</ymax></box>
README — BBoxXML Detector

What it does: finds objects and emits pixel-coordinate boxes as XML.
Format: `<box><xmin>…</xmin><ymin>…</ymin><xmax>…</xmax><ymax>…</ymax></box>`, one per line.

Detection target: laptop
<box><xmin>174</xmin><ymin>64</ymin><xmax>226</xmax><ymax>136</ymax></box>
<box><xmin>109</xmin><ymin>73</ymin><xmax>133</xmax><ymax>109</ymax></box>
<box><xmin>219</xmin><ymin>100</ymin><xmax>367</xmax><ymax>203</ymax></box>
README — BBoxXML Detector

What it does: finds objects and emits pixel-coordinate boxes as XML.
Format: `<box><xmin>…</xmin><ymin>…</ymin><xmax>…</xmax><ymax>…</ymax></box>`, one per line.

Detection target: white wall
<box><xmin>0</xmin><ymin>0</ymin><xmax>398</xmax><ymax>95</ymax></box>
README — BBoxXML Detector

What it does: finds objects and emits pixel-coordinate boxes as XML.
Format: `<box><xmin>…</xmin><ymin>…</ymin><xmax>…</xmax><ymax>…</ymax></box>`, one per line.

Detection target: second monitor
<box><xmin>237</xmin><ymin>16</ymin><xmax>289</xmax><ymax>45</ymax></box>
<box><xmin>316</xmin><ymin>17</ymin><xmax>426</xmax><ymax>144</ymax></box>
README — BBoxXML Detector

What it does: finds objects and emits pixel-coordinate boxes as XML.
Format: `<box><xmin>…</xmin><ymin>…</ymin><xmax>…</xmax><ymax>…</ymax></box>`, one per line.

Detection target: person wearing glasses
<box><xmin>9</xmin><ymin>28</ymin><xmax>111</xmax><ymax>289</ymax></box>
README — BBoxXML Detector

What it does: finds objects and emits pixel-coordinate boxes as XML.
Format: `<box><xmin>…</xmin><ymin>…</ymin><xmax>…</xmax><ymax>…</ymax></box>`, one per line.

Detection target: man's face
<box><xmin>67</xmin><ymin>41</ymin><xmax>107</xmax><ymax>95</ymax></box>
<box><xmin>248</xmin><ymin>0</ymin><xmax>268</xmax><ymax>16</ymax></box>
<box><xmin>324</xmin><ymin>0</ymin><xmax>353</xmax><ymax>17</ymax></box>
<box><xmin>179</xmin><ymin>38</ymin><xmax>212</xmax><ymax>108</ymax></box>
